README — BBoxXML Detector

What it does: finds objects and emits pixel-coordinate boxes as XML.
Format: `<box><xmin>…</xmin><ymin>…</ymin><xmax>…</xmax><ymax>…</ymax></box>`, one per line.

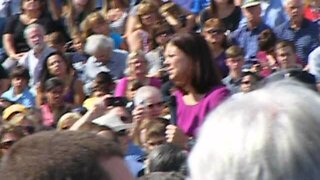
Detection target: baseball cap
<box><xmin>241</xmin><ymin>0</ymin><xmax>260</xmax><ymax>8</ymax></box>
<box><xmin>92</xmin><ymin>112</ymin><xmax>133</xmax><ymax>132</ymax></box>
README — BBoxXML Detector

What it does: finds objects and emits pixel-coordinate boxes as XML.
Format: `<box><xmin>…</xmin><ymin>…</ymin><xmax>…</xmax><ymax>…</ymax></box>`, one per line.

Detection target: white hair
<box><xmin>283</xmin><ymin>0</ymin><xmax>303</xmax><ymax>7</ymax></box>
<box><xmin>189</xmin><ymin>80</ymin><xmax>320</xmax><ymax>180</ymax></box>
<box><xmin>84</xmin><ymin>34</ymin><xmax>114</xmax><ymax>55</ymax></box>
<box><xmin>24</xmin><ymin>23</ymin><xmax>45</xmax><ymax>40</ymax></box>
<box><xmin>134</xmin><ymin>86</ymin><xmax>162</xmax><ymax>105</ymax></box>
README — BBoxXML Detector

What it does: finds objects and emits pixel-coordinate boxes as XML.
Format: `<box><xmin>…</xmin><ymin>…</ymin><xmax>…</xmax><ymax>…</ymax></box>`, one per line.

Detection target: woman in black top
<box><xmin>2</xmin><ymin>0</ymin><xmax>62</xmax><ymax>61</ymax></box>
<box><xmin>199</xmin><ymin>0</ymin><xmax>242</xmax><ymax>32</ymax></box>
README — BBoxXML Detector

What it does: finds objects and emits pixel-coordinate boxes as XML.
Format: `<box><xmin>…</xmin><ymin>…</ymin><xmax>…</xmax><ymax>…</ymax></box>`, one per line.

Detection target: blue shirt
<box><xmin>83</xmin><ymin>49</ymin><xmax>128</xmax><ymax>95</ymax></box>
<box><xmin>263</xmin><ymin>0</ymin><xmax>287</xmax><ymax>28</ymax></box>
<box><xmin>274</xmin><ymin>18</ymin><xmax>320</xmax><ymax>64</ymax></box>
<box><xmin>172</xmin><ymin>0</ymin><xmax>209</xmax><ymax>13</ymax></box>
<box><xmin>1</xmin><ymin>87</ymin><xmax>35</xmax><ymax>107</ymax></box>
<box><xmin>232</xmin><ymin>21</ymin><xmax>270</xmax><ymax>60</ymax></box>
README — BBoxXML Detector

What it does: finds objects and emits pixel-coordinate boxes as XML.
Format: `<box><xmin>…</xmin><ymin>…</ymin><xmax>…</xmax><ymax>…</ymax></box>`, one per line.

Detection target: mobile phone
<box><xmin>106</xmin><ymin>97</ymin><xmax>128</xmax><ymax>107</ymax></box>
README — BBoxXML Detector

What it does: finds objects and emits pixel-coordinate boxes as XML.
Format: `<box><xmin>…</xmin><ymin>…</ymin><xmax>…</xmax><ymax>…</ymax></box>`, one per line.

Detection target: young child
<box><xmin>1</xmin><ymin>65</ymin><xmax>35</xmax><ymax>107</ymax></box>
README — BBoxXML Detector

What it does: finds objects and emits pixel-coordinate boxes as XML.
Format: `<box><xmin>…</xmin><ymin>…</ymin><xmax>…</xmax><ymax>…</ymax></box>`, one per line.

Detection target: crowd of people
<box><xmin>0</xmin><ymin>0</ymin><xmax>320</xmax><ymax>179</ymax></box>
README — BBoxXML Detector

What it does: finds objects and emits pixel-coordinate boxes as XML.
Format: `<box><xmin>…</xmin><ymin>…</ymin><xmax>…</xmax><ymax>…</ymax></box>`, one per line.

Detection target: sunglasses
<box><xmin>145</xmin><ymin>101</ymin><xmax>164</xmax><ymax>109</ymax></box>
<box><xmin>0</xmin><ymin>140</ymin><xmax>16</xmax><ymax>150</ymax></box>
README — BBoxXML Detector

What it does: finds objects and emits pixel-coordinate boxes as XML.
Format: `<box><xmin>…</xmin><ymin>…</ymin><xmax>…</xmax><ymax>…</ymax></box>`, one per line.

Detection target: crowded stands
<box><xmin>0</xmin><ymin>0</ymin><xmax>320</xmax><ymax>179</ymax></box>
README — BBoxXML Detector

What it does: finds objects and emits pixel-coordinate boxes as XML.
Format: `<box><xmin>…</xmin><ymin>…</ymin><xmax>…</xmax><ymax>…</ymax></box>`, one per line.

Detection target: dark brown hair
<box><xmin>167</xmin><ymin>32</ymin><xmax>222</xmax><ymax>94</ymax></box>
<box><xmin>258</xmin><ymin>29</ymin><xmax>277</xmax><ymax>51</ymax></box>
<box><xmin>275</xmin><ymin>39</ymin><xmax>296</xmax><ymax>53</ymax></box>
<box><xmin>9</xmin><ymin>65</ymin><xmax>30</xmax><ymax>81</ymax></box>
<box><xmin>0</xmin><ymin>131</ymin><xmax>123</xmax><ymax>180</ymax></box>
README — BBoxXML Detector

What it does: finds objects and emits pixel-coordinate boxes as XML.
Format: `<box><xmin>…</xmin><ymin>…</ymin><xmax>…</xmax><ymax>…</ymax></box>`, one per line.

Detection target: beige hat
<box><xmin>92</xmin><ymin>112</ymin><xmax>133</xmax><ymax>132</ymax></box>
<box><xmin>3</xmin><ymin>104</ymin><xmax>27</xmax><ymax>121</ymax></box>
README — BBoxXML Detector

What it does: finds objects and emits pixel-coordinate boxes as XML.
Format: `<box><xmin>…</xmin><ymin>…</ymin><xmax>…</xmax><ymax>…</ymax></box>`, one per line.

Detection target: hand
<box><xmin>10</xmin><ymin>53</ymin><xmax>25</xmax><ymax>60</ymax></box>
<box><xmin>90</xmin><ymin>95</ymin><xmax>111</xmax><ymax>117</ymax></box>
<box><xmin>132</xmin><ymin>105</ymin><xmax>145</xmax><ymax>125</ymax></box>
<box><xmin>165</xmin><ymin>124</ymin><xmax>189</xmax><ymax>148</ymax></box>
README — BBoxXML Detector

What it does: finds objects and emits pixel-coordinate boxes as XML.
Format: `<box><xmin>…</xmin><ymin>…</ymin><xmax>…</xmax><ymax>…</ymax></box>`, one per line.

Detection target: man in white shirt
<box><xmin>19</xmin><ymin>23</ymin><xmax>55</xmax><ymax>86</ymax></box>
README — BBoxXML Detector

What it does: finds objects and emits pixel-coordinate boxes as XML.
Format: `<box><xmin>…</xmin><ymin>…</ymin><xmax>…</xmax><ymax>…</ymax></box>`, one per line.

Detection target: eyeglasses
<box><xmin>145</xmin><ymin>101</ymin><xmax>164</xmax><ymax>109</ymax></box>
<box><xmin>0</xmin><ymin>140</ymin><xmax>16</xmax><ymax>150</ymax></box>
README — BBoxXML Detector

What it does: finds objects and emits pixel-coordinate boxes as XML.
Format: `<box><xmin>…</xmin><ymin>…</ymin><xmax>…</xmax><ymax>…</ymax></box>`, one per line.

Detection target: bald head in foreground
<box><xmin>189</xmin><ymin>80</ymin><xmax>320</xmax><ymax>180</ymax></box>
<box><xmin>0</xmin><ymin>131</ymin><xmax>133</xmax><ymax>180</ymax></box>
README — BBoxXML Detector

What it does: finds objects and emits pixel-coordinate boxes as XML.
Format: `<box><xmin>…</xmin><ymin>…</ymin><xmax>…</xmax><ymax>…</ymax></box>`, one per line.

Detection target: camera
<box><xmin>105</xmin><ymin>97</ymin><xmax>128</xmax><ymax>107</ymax></box>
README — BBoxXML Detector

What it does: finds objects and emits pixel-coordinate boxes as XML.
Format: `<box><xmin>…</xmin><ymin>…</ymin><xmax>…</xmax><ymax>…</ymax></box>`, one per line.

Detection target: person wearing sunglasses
<box><xmin>201</xmin><ymin>18</ymin><xmax>230</xmax><ymax>78</ymax></box>
<box><xmin>132</xmin><ymin>86</ymin><xmax>164</xmax><ymax>124</ymax></box>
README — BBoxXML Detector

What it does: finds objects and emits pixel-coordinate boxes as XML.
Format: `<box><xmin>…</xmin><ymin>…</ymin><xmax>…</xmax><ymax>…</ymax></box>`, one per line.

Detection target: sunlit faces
<box><xmin>276</xmin><ymin>46</ymin><xmax>297</xmax><ymax>69</ymax></box>
<box><xmin>12</xmin><ymin>77</ymin><xmax>28</xmax><ymax>93</ymax></box>
<box><xmin>140</xmin><ymin>12</ymin><xmax>157</xmax><ymax>26</ymax></box>
<box><xmin>240</xmin><ymin>74</ymin><xmax>256</xmax><ymax>93</ymax></box>
<box><xmin>93</xmin><ymin>48</ymin><xmax>112</xmax><ymax>62</ymax></box>
<box><xmin>164</xmin><ymin>43</ymin><xmax>193</xmax><ymax>86</ymax></box>
<box><xmin>22</xmin><ymin>0</ymin><xmax>40</xmax><ymax>11</ymax></box>
<box><xmin>284</xmin><ymin>0</ymin><xmax>303</xmax><ymax>22</ymax></box>
<box><xmin>91</xmin><ymin>22</ymin><xmax>109</xmax><ymax>36</ymax></box>
<box><xmin>26</xmin><ymin>27</ymin><xmax>44</xmax><ymax>49</ymax></box>
<box><xmin>225</xmin><ymin>56</ymin><xmax>244</xmax><ymax>72</ymax></box>
<box><xmin>142</xmin><ymin>93</ymin><xmax>163</xmax><ymax>118</ymax></box>
<box><xmin>45</xmin><ymin>85</ymin><xmax>64</xmax><ymax>105</ymax></box>
<box><xmin>72</xmin><ymin>38</ymin><xmax>84</xmax><ymax>52</ymax></box>
<box><xmin>242</xmin><ymin>5</ymin><xmax>261</xmax><ymax>24</ymax></box>
<box><xmin>128</xmin><ymin>56</ymin><xmax>148</xmax><ymax>76</ymax></box>
<box><xmin>145</xmin><ymin>136</ymin><xmax>166</xmax><ymax>151</ymax></box>
<box><xmin>202</xmin><ymin>27</ymin><xmax>225</xmax><ymax>45</ymax></box>
<box><xmin>47</xmin><ymin>54</ymin><xmax>67</xmax><ymax>76</ymax></box>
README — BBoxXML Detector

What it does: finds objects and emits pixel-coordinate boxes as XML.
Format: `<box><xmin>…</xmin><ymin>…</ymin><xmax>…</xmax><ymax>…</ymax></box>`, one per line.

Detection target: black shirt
<box><xmin>199</xmin><ymin>6</ymin><xmax>242</xmax><ymax>32</ymax></box>
<box><xmin>3</xmin><ymin>14</ymin><xmax>63</xmax><ymax>53</ymax></box>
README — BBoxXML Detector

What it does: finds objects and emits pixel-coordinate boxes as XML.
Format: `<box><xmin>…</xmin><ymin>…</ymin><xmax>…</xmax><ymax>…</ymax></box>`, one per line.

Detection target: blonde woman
<box><xmin>80</xmin><ymin>11</ymin><xmax>125</xmax><ymax>49</ymax></box>
<box><xmin>126</xmin><ymin>2</ymin><xmax>161</xmax><ymax>53</ymax></box>
<box><xmin>114</xmin><ymin>51</ymin><xmax>161</xmax><ymax>100</ymax></box>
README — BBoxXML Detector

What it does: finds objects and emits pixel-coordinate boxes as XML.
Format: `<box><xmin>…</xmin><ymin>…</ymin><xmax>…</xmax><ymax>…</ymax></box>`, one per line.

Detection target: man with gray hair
<box><xmin>274</xmin><ymin>0</ymin><xmax>319</xmax><ymax>65</ymax></box>
<box><xmin>83</xmin><ymin>34</ymin><xmax>127</xmax><ymax>95</ymax></box>
<box><xmin>8</xmin><ymin>23</ymin><xmax>54</xmax><ymax>85</ymax></box>
<box><xmin>189</xmin><ymin>80</ymin><xmax>320</xmax><ymax>180</ymax></box>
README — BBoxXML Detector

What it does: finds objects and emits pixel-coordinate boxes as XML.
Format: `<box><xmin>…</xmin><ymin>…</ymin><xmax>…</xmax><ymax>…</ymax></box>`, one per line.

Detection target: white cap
<box><xmin>92</xmin><ymin>112</ymin><xmax>133</xmax><ymax>132</ymax></box>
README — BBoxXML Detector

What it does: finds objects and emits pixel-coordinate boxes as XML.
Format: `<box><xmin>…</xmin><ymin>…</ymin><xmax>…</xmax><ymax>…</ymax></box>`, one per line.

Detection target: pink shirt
<box><xmin>114</xmin><ymin>77</ymin><xmax>162</xmax><ymax>97</ymax></box>
<box><xmin>40</xmin><ymin>104</ymin><xmax>54</xmax><ymax>127</ymax></box>
<box><xmin>175</xmin><ymin>85</ymin><xmax>229</xmax><ymax>137</ymax></box>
